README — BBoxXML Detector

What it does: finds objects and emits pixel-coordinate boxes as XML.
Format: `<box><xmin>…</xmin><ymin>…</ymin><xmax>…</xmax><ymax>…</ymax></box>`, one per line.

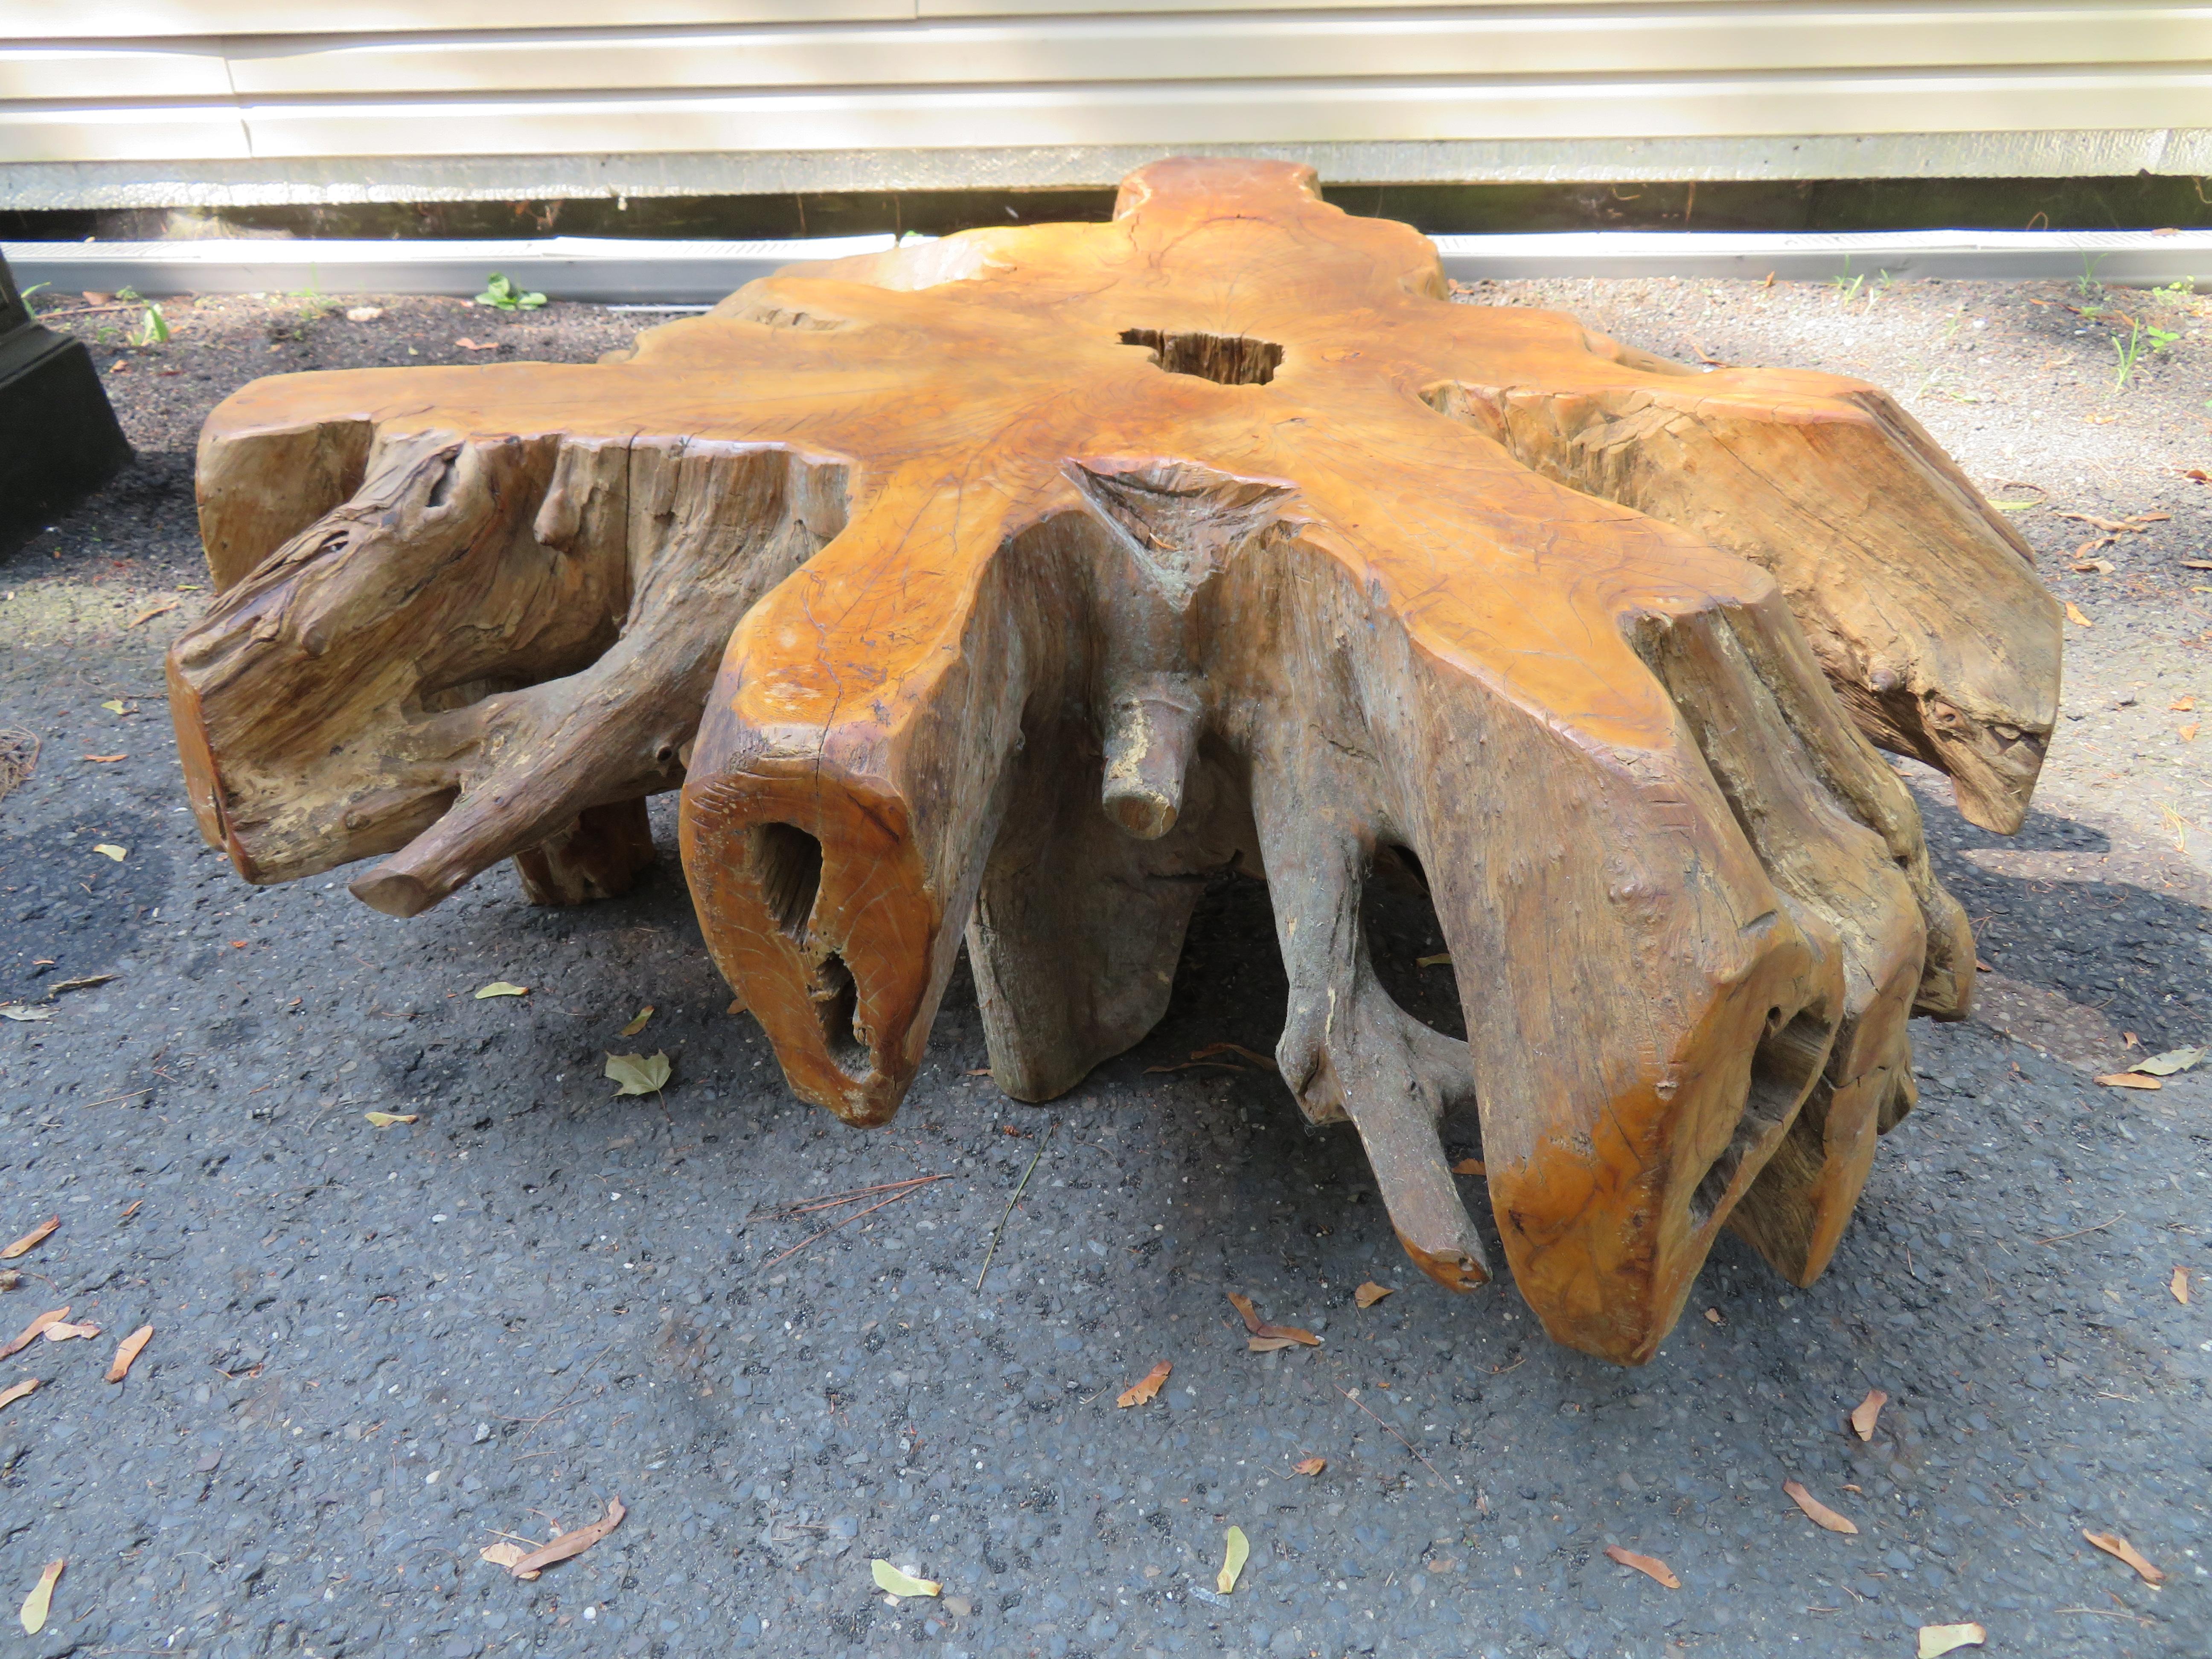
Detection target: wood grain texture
<box><xmin>169</xmin><ymin>158</ymin><xmax>2058</xmax><ymax>1363</ymax></box>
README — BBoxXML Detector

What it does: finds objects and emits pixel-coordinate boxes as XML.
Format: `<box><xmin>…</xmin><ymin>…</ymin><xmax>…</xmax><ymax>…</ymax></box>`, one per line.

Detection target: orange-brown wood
<box><xmin>168</xmin><ymin>159</ymin><xmax>2060</xmax><ymax>1364</ymax></box>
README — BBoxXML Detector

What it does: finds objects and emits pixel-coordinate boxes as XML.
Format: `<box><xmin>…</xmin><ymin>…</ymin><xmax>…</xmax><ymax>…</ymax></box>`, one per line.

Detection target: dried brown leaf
<box><xmin>510</xmin><ymin>1496</ymin><xmax>624</xmax><ymax>1575</ymax></box>
<box><xmin>2094</xmin><ymin>1072</ymin><xmax>2161</xmax><ymax>1090</ymax></box>
<box><xmin>2065</xmin><ymin>601</ymin><xmax>2093</xmax><ymax>626</ymax></box>
<box><xmin>1703</xmin><ymin>1307</ymin><xmax>1723</xmax><ymax>1325</ymax></box>
<box><xmin>2174</xmin><ymin>697</ymin><xmax>2197</xmax><ymax>712</ymax></box>
<box><xmin>618</xmin><ymin>1005</ymin><xmax>654</xmax><ymax>1037</ymax></box>
<box><xmin>1247</xmin><ymin>1336</ymin><xmax>1301</xmax><ymax>1353</ymax></box>
<box><xmin>1918</xmin><ymin>1624</ymin><xmax>1985</xmax><ymax>1657</ymax></box>
<box><xmin>106</xmin><ymin>1324</ymin><xmax>152</xmax><ymax>1382</ymax></box>
<box><xmin>1354</xmin><ymin>1282</ymin><xmax>1394</xmax><ymax>1309</ymax></box>
<box><xmin>1188</xmin><ymin>1041</ymin><xmax>1278</xmax><ymax>1073</ymax></box>
<box><xmin>1850</xmin><ymin>1388</ymin><xmax>1888</xmax><ymax>1441</ymax></box>
<box><xmin>1292</xmin><ymin>1457</ymin><xmax>1326</xmax><ymax>1476</ymax></box>
<box><xmin>1449</xmin><ymin>1158</ymin><xmax>1485</xmax><ymax>1175</ymax></box>
<box><xmin>0</xmin><ymin>1378</ymin><xmax>38</xmax><ymax>1411</ymax></box>
<box><xmin>1225</xmin><ymin>1292</ymin><xmax>1321</xmax><ymax>1345</ymax></box>
<box><xmin>0</xmin><ymin>1217</ymin><xmax>57</xmax><ymax>1260</ymax></box>
<box><xmin>1117</xmin><ymin>1361</ymin><xmax>1170</xmax><ymax>1408</ymax></box>
<box><xmin>0</xmin><ymin>1307</ymin><xmax>68</xmax><ymax>1360</ymax></box>
<box><xmin>1603</xmin><ymin>1545</ymin><xmax>1680</xmax><ymax>1589</ymax></box>
<box><xmin>479</xmin><ymin>1541</ymin><xmax>538</xmax><ymax>1579</ymax></box>
<box><xmin>126</xmin><ymin>599</ymin><xmax>179</xmax><ymax>628</ymax></box>
<box><xmin>41</xmin><ymin>1321</ymin><xmax>98</xmax><ymax>1343</ymax></box>
<box><xmin>2083</xmin><ymin>1530</ymin><xmax>2164</xmax><ymax>1583</ymax></box>
<box><xmin>1784</xmin><ymin>1479</ymin><xmax>1859</xmax><ymax>1534</ymax></box>
<box><xmin>2173</xmin><ymin>1265</ymin><xmax>2191</xmax><ymax>1305</ymax></box>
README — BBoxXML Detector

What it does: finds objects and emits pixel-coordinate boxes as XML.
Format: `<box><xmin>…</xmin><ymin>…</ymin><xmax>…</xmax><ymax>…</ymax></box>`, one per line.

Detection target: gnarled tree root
<box><xmin>169</xmin><ymin>157</ymin><xmax>2058</xmax><ymax>1365</ymax></box>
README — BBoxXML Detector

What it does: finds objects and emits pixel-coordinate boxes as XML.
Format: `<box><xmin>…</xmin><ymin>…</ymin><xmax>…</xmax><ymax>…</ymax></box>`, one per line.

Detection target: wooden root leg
<box><xmin>678</xmin><ymin>484</ymin><xmax>1033</xmax><ymax>1126</ymax></box>
<box><xmin>1246</xmin><ymin>769</ymin><xmax>1487</xmax><ymax>1292</ymax></box>
<box><xmin>1435</xmin><ymin>373</ymin><xmax>2063</xmax><ymax>833</ymax></box>
<box><xmin>966</xmin><ymin>734</ymin><xmax>1256</xmax><ymax>1102</ymax></box>
<box><xmin>512</xmin><ymin>798</ymin><xmax>658</xmax><ymax>905</ymax></box>
<box><xmin>169</xmin><ymin>428</ymin><xmax>840</xmax><ymax>910</ymax></box>
<box><xmin>1638</xmin><ymin>586</ymin><xmax>1972</xmax><ymax>1284</ymax></box>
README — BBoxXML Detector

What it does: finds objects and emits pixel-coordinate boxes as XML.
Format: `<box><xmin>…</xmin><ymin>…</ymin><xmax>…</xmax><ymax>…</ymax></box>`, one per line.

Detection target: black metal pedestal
<box><xmin>0</xmin><ymin>255</ymin><xmax>131</xmax><ymax>554</ymax></box>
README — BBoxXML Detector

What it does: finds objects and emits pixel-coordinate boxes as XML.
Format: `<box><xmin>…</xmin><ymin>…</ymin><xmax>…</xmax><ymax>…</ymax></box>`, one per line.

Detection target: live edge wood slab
<box><xmin>169</xmin><ymin>160</ymin><xmax>2061</xmax><ymax>1365</ymax></box>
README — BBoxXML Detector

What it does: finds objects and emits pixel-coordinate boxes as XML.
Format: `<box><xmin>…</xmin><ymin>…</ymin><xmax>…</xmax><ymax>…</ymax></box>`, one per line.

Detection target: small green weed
<box><xmin>2111</xmin><ymin>317</ymin><xmax>2179</xmax><ymax>391</ymax></box>
<box><xmin>475</xmin><ymin>272</ymin><xmax>547</xmax><ymax>312</ymax></box>
<box><xmin>129</xmin><ymin>304</ymin><xmax>171</xmax><ymax>347</ymax></box>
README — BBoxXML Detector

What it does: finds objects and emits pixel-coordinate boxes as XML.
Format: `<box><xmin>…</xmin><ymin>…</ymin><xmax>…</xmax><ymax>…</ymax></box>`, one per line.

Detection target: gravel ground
<box><xmin>0</xmin><ymin>270</ymin><xmax>2208</xmax><ymax>1659</ymax></box>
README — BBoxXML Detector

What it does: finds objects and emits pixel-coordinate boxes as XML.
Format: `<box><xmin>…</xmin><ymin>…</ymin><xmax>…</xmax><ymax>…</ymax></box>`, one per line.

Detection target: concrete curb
<box><xmin>5</xmin><ymin>227</ymin><xmax>2208</xmax><ymax>303</ymax></box>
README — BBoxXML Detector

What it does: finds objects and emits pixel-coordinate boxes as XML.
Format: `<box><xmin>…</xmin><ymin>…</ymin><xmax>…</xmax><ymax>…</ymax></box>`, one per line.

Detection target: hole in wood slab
<box><xmin>1117</xmin><ymin>329</ymin><xmax>1283</xmax><ymax>387</ymax></box>
<box><xmin>1690</xmin><ymin>1005</ymin><xmax>1832</xmax><ymax>1228</ymax></box>
<box><xmin>1362</xmin><ymin>844</ymin><xmax>1467</xmax><ymax>1042</ymax></box>
<box><xmin>811</xmin><ymin>951</ymin><xmax>870</xmax><ymax>1079</ymax></box>
<box><xmin>750</xmin><ymin>821</ymin><xmax>823</xmax><ymax>942</ymax></box>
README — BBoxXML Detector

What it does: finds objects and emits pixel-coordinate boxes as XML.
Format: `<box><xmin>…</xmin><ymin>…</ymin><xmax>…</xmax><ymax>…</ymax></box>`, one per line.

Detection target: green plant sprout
<box><xmin>2075</xmin><ymin>251</ymin><xmax>2109</xmax><ymax>297</ymax></box>
<box><xmin>129</xmin><ymin>304</ymin><xmax>170</xmax><ymax>347</ymax></box>
<box><xmin>475</xmin><ymin>273</ymin><xmax>547</xmax><ymax>312</ymax></box>
<box><xmin>2111</xmin><ymin>317</ymin><xmax>2178</xmax><ymax>391</ymax></box>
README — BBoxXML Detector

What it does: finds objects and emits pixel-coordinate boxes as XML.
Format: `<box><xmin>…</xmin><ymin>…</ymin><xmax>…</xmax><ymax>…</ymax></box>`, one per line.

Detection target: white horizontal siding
<box><xmin>3</xmin><ymin>0</ymin><xmax>904</xmax><ymax>40</ymax></box>
<box><xmin>3</xmin><ymin>2</ymin><xmax>2208</xmax><ymax>178</ymax></box>
<box><xmin>208</xmin><ymin>9</ymin><xmax>2212</xmax><ymax>98</ymax></box>
<box><xmin>203</xmin><ymin>69</ymin><xmax>2212</xmax><ymax>163</ymax></box>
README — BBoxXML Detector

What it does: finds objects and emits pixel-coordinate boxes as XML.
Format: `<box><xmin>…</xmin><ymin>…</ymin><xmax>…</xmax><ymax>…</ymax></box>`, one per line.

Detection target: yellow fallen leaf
<box><xmin>2183</xmin><ymin>723</ymin><xmax>2201</xmax><ymax>742</ymax></box>
<box><xmin>2065</xmin><ymin>601</ymin><xmax>2092</xmax><ymax>626</ymax></box>
<box><xmin>1354</xmin><ymin>1281</ymin><xmax>1394</xmax><ymax>1309</ymax></box>
<box><xmin>1292</xmin><ymin>1456</ymin><xmax>1326</xmax><ymax>1476</ymax></box>
<box><xmin>1850</xmin><ymin>1387</ymin><xmax>1888</xmax><ymax>1441</ymax></box>
<box><xmin>92</xmin><ymin>843</ymin><xmax>127</xmax><ymax>861</ymax></box>
<box><xmin>474</xmin><ymin>981</ymin><xmax>528</xmax><ymax>998</ymax></box>
<box><xmin>1603</xmin><ymin>1545</ymin><xmax>1680</xmax><ymax>1589</ymax></box>
<box><xmin>1919</xmin><ymin>1622</ymin><xmax>1986</xmax><ymax>1656</ymax></box>
<box><xmin>1217</xmin><ymin>1525</ymin><xmax>1249</xmax><ymax>1594</ymax></box>
<box><xmin>106</xmin><ymin>1324</ymin><xmax>153</xmax><ymax>1382</ymax></box>
<box><xmin>479</xmin><ymin>1541</ymin><xmax>538</xmax><ymax>1579</ymax></box>
<box><xmin>2175</xmin><ymin>696</ymin><xmax>2197</xmax><ymax>711</ymax></box>
<box><xmin>17</xmin><ymin>1560</ymin><xmax>61</xmax><ymax>1635</ymax></box>
<box><xmin>2174</xmin><ymin>1265</ymin><xmax>2191</xmax><ymax>1305</ymax></box>
<box><xmin>1784</xmin><ymin>1479</ymin><xmax>1859</xmax><ymax>1534</ymax></box>
<box><xmin>2131</xmin><ymin>1045</ymin><xmax>2203</xmax><ymax>1076</ymax></box>
<box><xmin>363</xmin><ymin>1112</ymin><xmax>418</xmax><ymax>1128</ymax></box>
<box><xmin>1117</xmin><ymin>1361</ymin><xmax>1171</xmax><ymax>1407</ymax></box>
<box><xmin>605</xmin><ymin>1051</ymin><xmax>672</xmax><ymax>1096</ymax></box>
<box><xmin>2084</xmin><ymin>1529</ymin><xmax>2165</xmax><ymax>1583</ymax></box>
<box><xmin>100</xmin><ymin>698</ymin><xmax>125</xmax><ymax>713</ymax></box>
<box><xmin>0</xmin><ymin>1217</ymin><xmax>57</xmax><ymax>1260</ymax></box>
<box><xmin>0</xmin><ymin>1378</ymin><xmax>39</xmax><ymax>1411</ymax></box>
<box><xmin>2094</xmin><ymin>1072</ymin><xmax>2161</xmax><ymax>1090</ymax></box>
<box><xmin>871</xmin><ymin>1559</ymin><xmax>941</xmax><ymax>1598</ymax></box>
<box><xmin>619</xmin><ymin>1005</ymin><xmax>654</xmax><ymax>1036</ymax></box>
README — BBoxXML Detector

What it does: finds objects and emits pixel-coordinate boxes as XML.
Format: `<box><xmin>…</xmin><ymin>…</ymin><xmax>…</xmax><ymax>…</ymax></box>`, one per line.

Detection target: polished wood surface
<box><xmin>169</xmin><ymin>159</ymin><xmax>2059</xmax><ymax>1363</ymax></box>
